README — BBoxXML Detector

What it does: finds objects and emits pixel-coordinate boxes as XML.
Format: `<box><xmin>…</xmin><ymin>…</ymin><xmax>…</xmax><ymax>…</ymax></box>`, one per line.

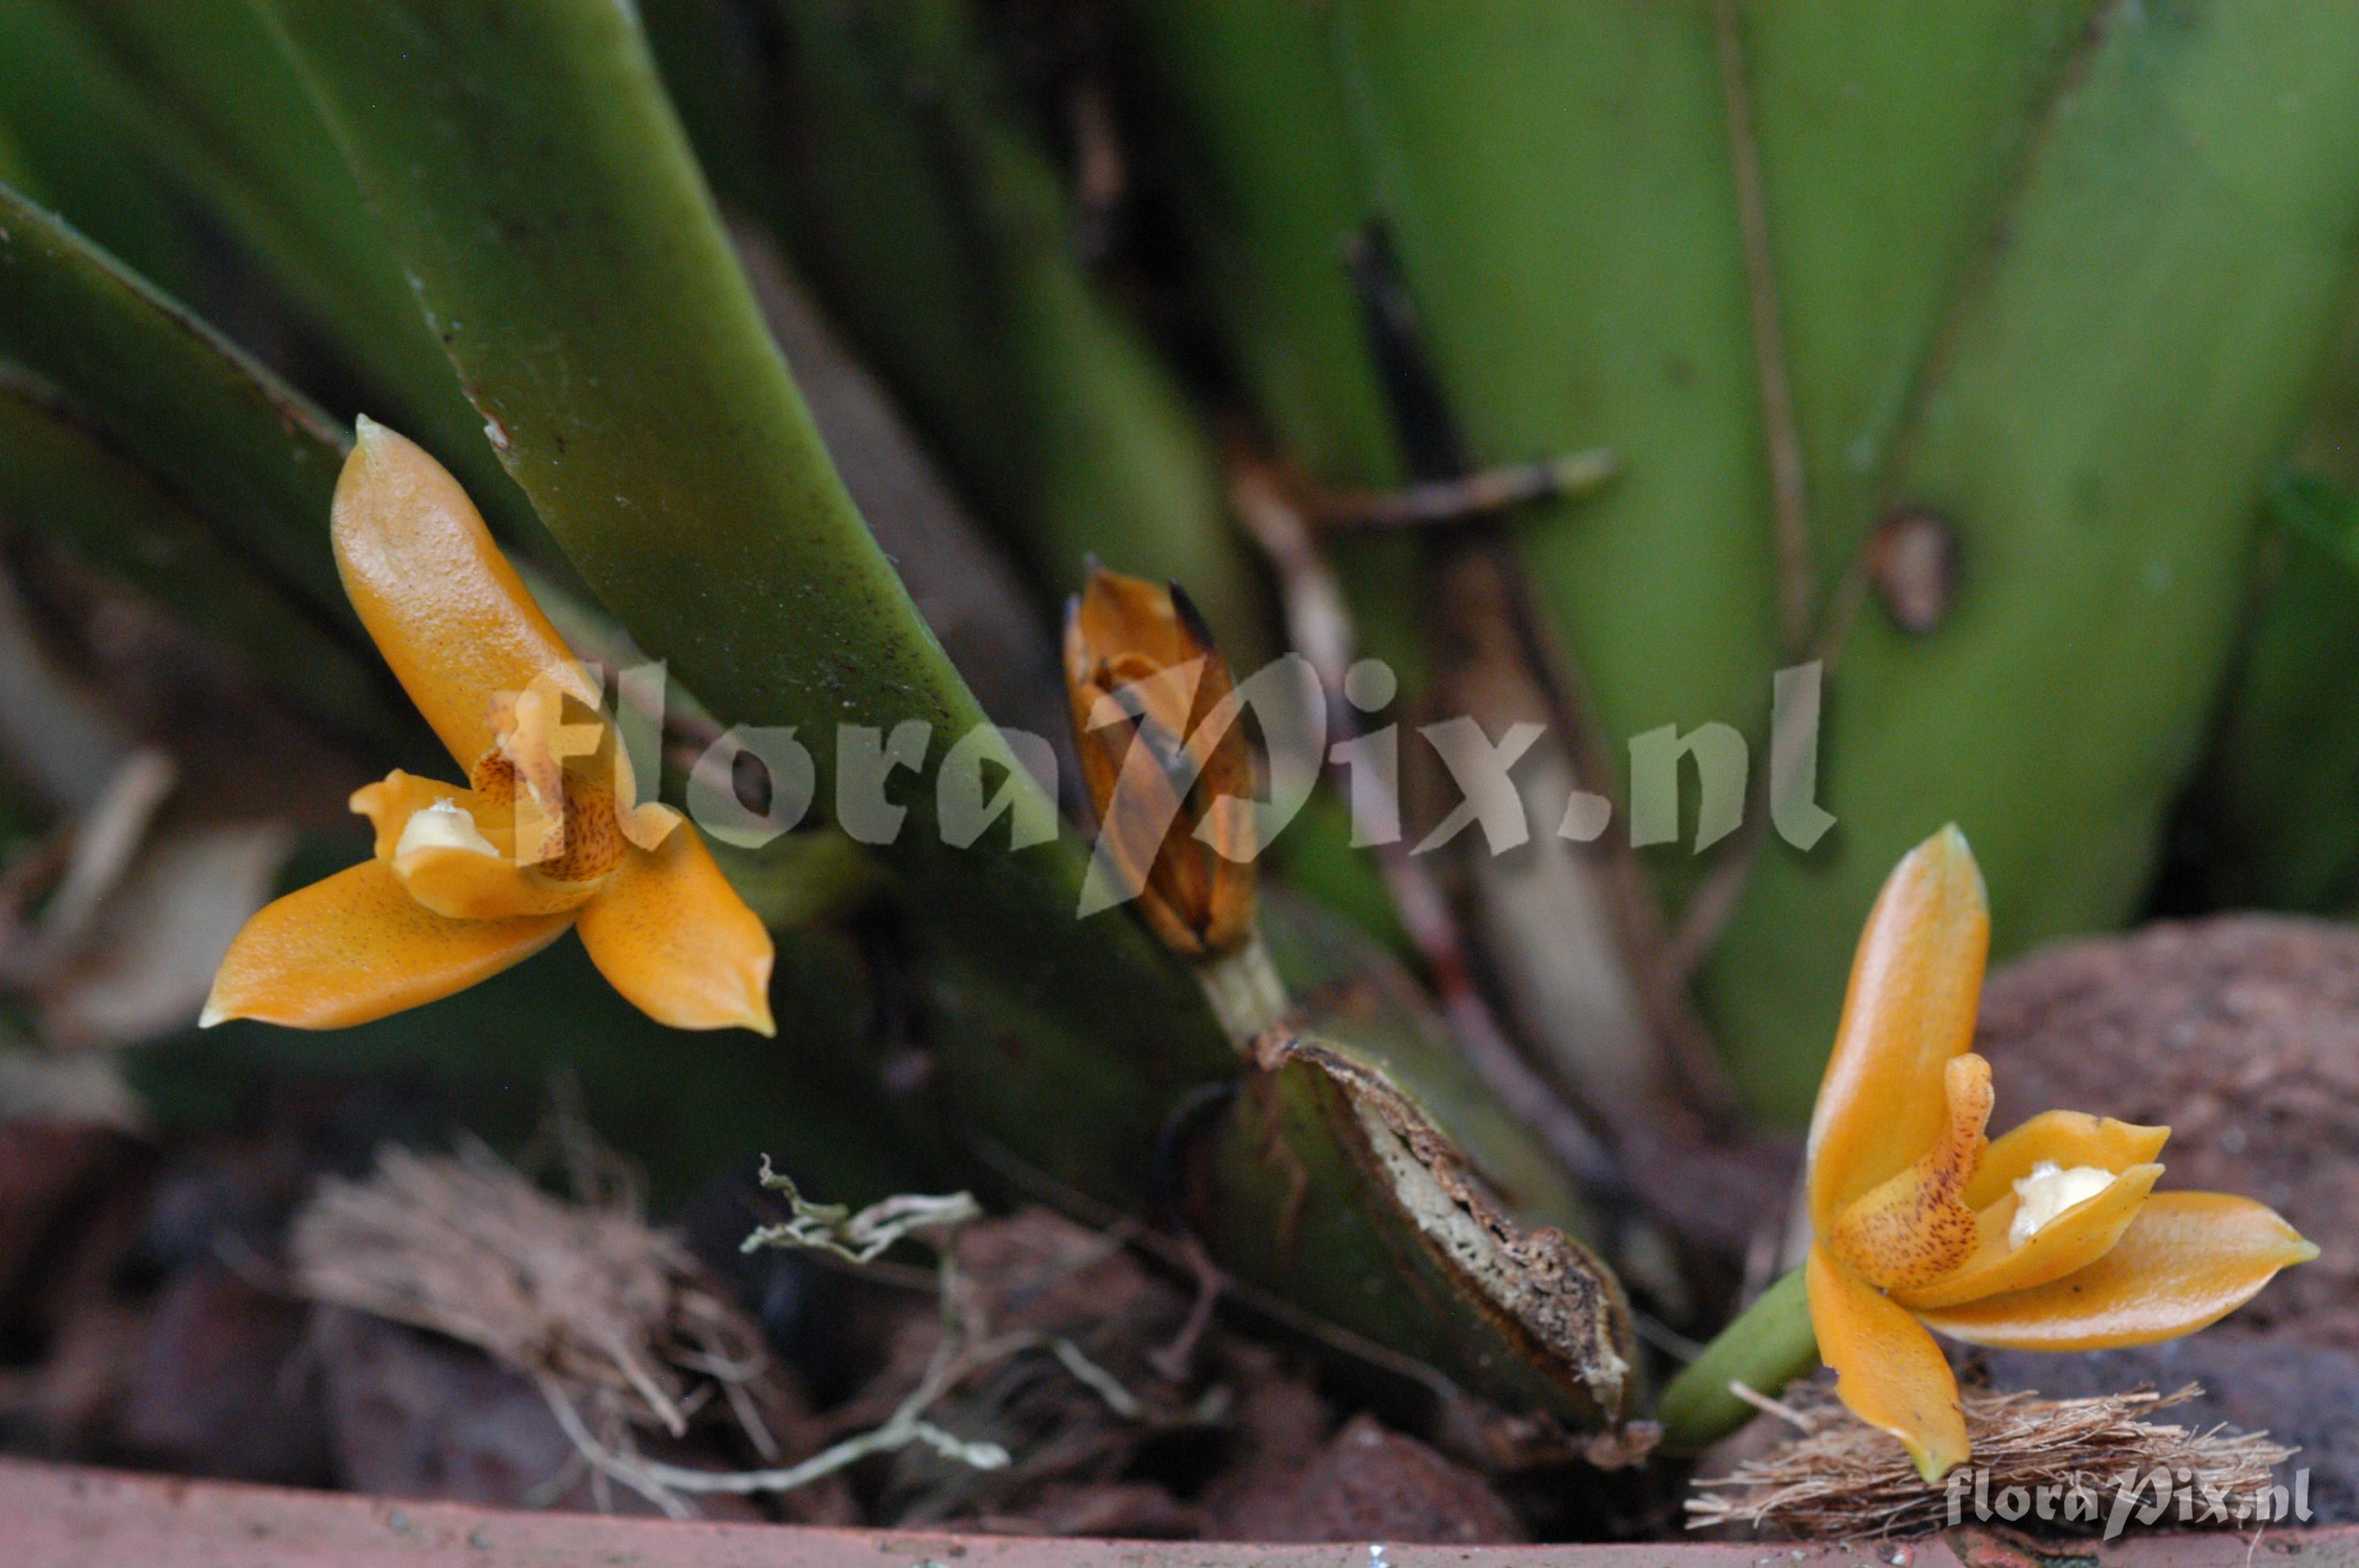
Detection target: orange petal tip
<box><xmin>1806</xmin><ymin>827</ymin><xmax>1992</xmax><ymax>1236</ymax></box>
<box><xmin>1806</xmin><ymin>1244</ymin><xmax>1969</xmax><ymax>1483</ymax></box>
<box><xmin>205</xmin><ymin>859</ymin><xmax>572</xmax><ymax>1031</ymax></box>
<box><xmin>333</xmin><ymin>419</ymin><xmax>590</xmax><ymax>771</ymax></box>
<box><xmin>1915</xmin><ymin>1192</ymin><xmax>2318</xmax><ymax>1351</ymax></box>
<box><xmin>575</xmin><ymin>824</ymin><xmax>776</xmax><ymax>1035</ymax></box>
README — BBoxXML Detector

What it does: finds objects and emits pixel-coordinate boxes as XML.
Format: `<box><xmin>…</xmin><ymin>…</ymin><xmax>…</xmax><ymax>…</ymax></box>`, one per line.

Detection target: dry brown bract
<box><xmin>1687</xmin><ymin>1383</ymin><xmax>2294</xmax><ymax>1539</ymax></box>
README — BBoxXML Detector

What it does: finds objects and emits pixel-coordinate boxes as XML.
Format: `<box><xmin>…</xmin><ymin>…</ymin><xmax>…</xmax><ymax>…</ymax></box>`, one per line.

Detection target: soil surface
<box><xmin>0</xmin><ymin>1094</ymin><xmax>1534</xmax><ymax>1541</ymax></box>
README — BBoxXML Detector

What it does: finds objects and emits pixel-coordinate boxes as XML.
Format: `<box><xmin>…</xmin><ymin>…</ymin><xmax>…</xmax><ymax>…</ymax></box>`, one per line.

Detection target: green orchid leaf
<box><xmin>0</xmin><ymin>181</ymin><xmax>351</xmax><ymax>624</ymax></box>
<box><xmin>0</xmin><ymin>109</ymin><xmax>30</xmax><ymax>194</ymax></box>
<box><xmin>2202</xmin><ymin>474</ymin><xmax>2359</xmax><ymax>913</ymax></box>
<box><xmin>0</xmin><ymin>368</ymin><xmax>403</xmax><ymax>742</ymax></box>
<box><xmin>5</xmin><ymin>0</ymin><xmax>544</xmax><ymax>551</ymax></box>
<box><xmin>0</xmin><ymin>0</ymin><xmax>211</xmax><ymax>302</ymax></box>
<box><xmin>746</xmin><ymin>0</ymin><xmax>1270</xmax><ymax>658</ymax></box>
<box><xmin>1700</xmin><ymin>2</ymin><xmax>2359</xmax><ymax>1112</ymax></box>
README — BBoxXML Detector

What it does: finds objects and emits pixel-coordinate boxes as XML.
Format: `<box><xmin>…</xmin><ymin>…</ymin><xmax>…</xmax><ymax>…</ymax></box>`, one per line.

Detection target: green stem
<box><xmin>1657</xmin><ymin>1265</ymin><xmax>1818</xmax><ymax>1454</ymax></box>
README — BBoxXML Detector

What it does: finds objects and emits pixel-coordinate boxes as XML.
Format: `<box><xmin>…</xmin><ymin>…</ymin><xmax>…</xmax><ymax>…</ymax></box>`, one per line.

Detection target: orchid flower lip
<box><xmin>2007</xmin><ymin>1161</ymin><xmax>2117</xmax><ymax>1248</ymax></box>
<box><xmin>394</xmin><ymin>798</ymin><xmax>500</xmax><ymax>861</ymax></box>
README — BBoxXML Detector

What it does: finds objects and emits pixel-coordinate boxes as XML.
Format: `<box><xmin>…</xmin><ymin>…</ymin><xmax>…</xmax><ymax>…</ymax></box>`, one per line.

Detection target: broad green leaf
<box><xmin>749</xmin><ymin>0</ymin><xmax>1270</xmax><ymax>658</ymax></box>
<box><xmin>1114</xmin><ymin>2</ymin><xmax>1427</xmax><ymax>686</ymax></box>
<box><xmin>1122</xmin><ymin>2</ymin><xmax>1398</xmax><ymax>493</ymax></box>
<box><xmin>0</xmin><ymin>182</ymin><xmax>349</xmax><ymax>622</ymax></box>
<box><xmin>0</xmin><ymin>368</ymin><xmax>401</xmax><ymax>742</ymax></box>
<box><xmin>2202</xmin><ymin>474</ymin><xmax>2359</xmax><ymax>913</ymax></box>
<box><xmin>0</xmin><ymin>113</ymin><xmax>28</xmax><ymax>194</ymax></box>
<box><xmin>1703</xmin><ymin>3</ymin><xmax>2359</xmax><ymax>1112</ymax></box>
<box><xmin>1739</xmin><ymin>0</ymin><xmax>2105</xmax><ymax>579</ymax></box>
<box><xmin>1322</xmin><ymin>1</ymin><xmax>1782</xmax><ymax>784</ymax></box>
<box><xmin>9</xmin><ymin>0</ymin><xmax>544</xmax><ymax>551</ymax></box>
<box><xmin>0</xmin><ymin>0</ymin><xmax>211</xmax><ymax>302</ymax></box>
<box><xmin>1132</xmin><ymin>0</ymin><xmax>2359</xmax><ymax>1116</ymax></box>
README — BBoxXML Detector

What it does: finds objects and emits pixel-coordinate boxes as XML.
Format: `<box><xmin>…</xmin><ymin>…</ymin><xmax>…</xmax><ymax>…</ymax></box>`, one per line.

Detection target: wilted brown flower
<box><xmin>1063</xmin><ymin>564</ymin><xmax>1256</xmax><ymax>958</ymax></box>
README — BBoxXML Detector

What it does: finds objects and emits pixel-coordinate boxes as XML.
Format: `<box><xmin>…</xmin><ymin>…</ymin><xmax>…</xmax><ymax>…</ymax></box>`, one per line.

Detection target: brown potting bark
<box><xmin>118</xmin><ymin>1266</ymin><xmax>328</xmax><ymax>1487</ymax></box>
<box><xmin>1201</xmin><ymin>1412</ymin><xmax>1525</xmax><ymax>1544</ymax></box>
<box><xmin>313</xmin><ymin>1308</ymin><xmax>801</xmax><ymax>1522</ymax></box>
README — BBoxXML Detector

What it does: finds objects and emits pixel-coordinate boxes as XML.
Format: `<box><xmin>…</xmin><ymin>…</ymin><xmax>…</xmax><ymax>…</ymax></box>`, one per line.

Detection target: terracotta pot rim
<box><xmin>5</xmin><ymin>1457</ymin><xmax>2349</xmax><ymax>1566</ymax></box>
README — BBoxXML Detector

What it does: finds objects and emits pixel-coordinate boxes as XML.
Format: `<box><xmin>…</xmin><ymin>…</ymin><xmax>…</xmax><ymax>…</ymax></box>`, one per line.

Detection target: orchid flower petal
<box><xmin>333</xmin><ymin>419</ymin><xmax>598</xmax><ymax>770</ymax></box>
<box><xmin>1914</xmin><ymin>1192</ymin><xmax>2318</xmax><ymax>1351</ymax></box>
<box><xmin>1897</xmin><ymin>1163</ymin><xmax>2162</xmax><ymax>1311</ymax></box>
<box><xmin>1807</xmin><ymin>826</ymin><xmax>1988</xmax><ymax>1236</ymax></box>
<box><xmin>1964</xmin><ymin>1110</ymin><xmax>2170</xmax><ymax>1210</ymax></box>
<box><xmin>1827</xmin><ymin>1052</ymin><xmax>1993</xmax><ymax>1290</ymax></box>
<box><xmin>1807</xmin><ymin>1243</ymin><xmax>1968</xmax><ymax>1483</ymax></box>
<box><xmin>576</xmin><ymin>815</ymin><xmax>775</xmax><ymax>1035</ymax></box>
<box><xmin>200</xmin><ymin>858</ymin><xmax>571</xmax><ymax>1029</ymax></box>
<box><xmin>1069</xmin><ymin>565</ymin><xmax>1205</xmax><ymax>699</ymax></box>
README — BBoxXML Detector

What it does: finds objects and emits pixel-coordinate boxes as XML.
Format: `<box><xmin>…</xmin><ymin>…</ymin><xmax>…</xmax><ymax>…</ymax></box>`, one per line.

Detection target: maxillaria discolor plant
<box><xmin>1666</xmin><ymin>826</ymin><xmax>2315</xmax><ymax>1480</ymax></box>
<box><xmin>204</xmin><ymin>419</ymin><xmax>774</xmax><ymax>1035</ymax></box>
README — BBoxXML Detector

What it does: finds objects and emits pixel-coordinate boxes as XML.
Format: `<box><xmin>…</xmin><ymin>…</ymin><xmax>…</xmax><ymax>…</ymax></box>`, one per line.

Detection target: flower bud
<box><xmin>1063</xmin><ymin>565</ymin><xmax>1256</xmax><ymax>957</ymax></box>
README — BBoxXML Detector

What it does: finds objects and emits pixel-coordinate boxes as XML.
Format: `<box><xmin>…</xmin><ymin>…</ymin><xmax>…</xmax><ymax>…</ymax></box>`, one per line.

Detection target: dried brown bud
<box><xmin>1063</xmin><ymin>565</ymin><xmax>1256</xmax><ymax>957</ymax></box>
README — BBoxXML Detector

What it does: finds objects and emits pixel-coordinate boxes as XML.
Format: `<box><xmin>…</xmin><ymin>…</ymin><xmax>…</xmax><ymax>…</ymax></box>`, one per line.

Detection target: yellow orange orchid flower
<box><xmin>1806</xmin><ymin>826</ymin><xmax>2314</xmax><ymax>1482</ymax></box>
<box><xmin>202</xmin><ymin>419</ymin><xmax>774</xmax><ymax>1036</ymax></box>
<box><xmin>1063</xmin><ymin>564</ymin><xmax>1256</xmax><ymax>959</ymax></box>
